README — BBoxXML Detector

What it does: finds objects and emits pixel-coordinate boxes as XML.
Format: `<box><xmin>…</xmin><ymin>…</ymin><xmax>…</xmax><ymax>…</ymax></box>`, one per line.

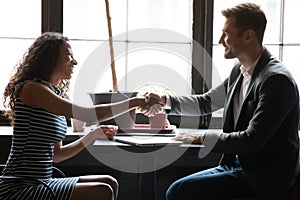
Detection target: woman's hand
<box><xmin>92</xmin><ymin>125</ymin><xmax>118</xmax><ymax>140</ymax></box>
<box><xmin>53</xmin><ymin>125</ymin><xmax>117</xmax><ymax>163</ymax></box>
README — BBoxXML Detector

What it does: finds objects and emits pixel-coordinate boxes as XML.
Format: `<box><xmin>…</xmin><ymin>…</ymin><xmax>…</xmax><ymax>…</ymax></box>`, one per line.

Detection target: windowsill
<box><xmin>210</xmin><ymin>109</ymin><xmax>223</xmax><ymax>129</ymax></box>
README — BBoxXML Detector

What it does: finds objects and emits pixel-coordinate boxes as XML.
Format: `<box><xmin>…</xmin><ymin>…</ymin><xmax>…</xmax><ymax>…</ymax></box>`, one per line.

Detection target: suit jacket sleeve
<box><xmin>168</xmin><ymin>81</ymin><xmax>227</xmax><ymax>116</ymax></box>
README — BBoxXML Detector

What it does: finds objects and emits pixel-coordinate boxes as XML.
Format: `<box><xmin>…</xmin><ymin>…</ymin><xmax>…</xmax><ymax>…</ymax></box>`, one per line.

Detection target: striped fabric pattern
<box><xmin>0</xmin><ymin>80</ymin><xmax>79</xmax><ymax>200</ymax></box>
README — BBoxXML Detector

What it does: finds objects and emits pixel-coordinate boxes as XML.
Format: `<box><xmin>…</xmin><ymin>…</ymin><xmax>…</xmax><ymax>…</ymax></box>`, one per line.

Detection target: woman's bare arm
<box><xmin>20</xmin><ymin>82</ymin><xmax>146</xmax><ymax>124</ymax></box>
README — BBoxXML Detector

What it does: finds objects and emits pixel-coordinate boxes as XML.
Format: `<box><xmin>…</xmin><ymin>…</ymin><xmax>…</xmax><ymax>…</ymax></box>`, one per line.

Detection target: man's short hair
<box><xmin>221</xmin><ymin>3</ymin><xmax>267</xmax><ymax>43</ymax></box>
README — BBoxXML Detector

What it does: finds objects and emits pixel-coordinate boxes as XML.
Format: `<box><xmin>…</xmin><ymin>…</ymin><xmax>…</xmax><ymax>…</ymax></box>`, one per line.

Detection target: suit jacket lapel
<box><xmin>235</xmin><ymin>49</ymin><xmax>273</xmax><ymax>130</ymax></box>
<box><xmin>241</xmin><ymin>49</ymin><xmax>273</xmax><ymax>102</ymax></box>
<box><xmin>223</xmin><ymin>72</ymin><xmax>243</xmax><ymax>131</ymax></box>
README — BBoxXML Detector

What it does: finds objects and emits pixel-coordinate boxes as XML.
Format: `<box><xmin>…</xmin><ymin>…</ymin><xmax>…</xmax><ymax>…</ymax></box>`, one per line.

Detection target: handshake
<box><xmin>139</xmin><ymin>93</ymin><xmax>167</xmax><ymax>117</ymax></box>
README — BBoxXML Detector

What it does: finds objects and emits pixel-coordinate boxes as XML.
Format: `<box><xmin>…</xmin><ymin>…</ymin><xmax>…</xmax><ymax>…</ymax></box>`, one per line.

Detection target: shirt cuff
<box><xmin>164</xmin><ymin>95</ymin><xmax>172</xmax><ymax>110</ymax></box>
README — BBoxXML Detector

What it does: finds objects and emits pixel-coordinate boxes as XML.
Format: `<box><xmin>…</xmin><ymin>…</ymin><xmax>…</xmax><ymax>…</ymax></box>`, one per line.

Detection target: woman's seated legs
<box><xmin>71</xmin><ymin>175</ymin><xmax>118</xmax><ymax>200</ymax></box>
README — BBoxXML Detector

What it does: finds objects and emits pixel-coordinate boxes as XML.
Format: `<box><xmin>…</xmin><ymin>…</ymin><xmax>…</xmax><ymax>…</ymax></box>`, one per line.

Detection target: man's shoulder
<box><xmin>256</xmin><ymin>62</ymin><xmax>296</xmax><ymax>88</ymax></box>
<box><xmin>263</xmin><ymin>60</ymin><xmax>293</xmax><ymax>78</ymax></box>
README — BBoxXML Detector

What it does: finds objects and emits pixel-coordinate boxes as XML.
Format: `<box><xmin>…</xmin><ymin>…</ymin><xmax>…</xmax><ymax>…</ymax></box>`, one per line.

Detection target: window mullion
<box><xmin>278</xmin><ymin>0</ymin><xmax>285</xmax><ymax>61</ymax></box>
<box><xmin>42</xmin><ymin>0</ymin><xmax>63</xmax><ymax>33</ymax></box>
<box><xmin>192</xmin><ymin>0</ymin><xmax>213</xmax><ymax>94</ymax></box>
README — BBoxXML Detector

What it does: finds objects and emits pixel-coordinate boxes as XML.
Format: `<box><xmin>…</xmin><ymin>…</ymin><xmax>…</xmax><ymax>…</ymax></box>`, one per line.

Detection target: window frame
<box><xmin>42</xmin><ymin>0</ymin><xmax>63</xmax><ymax>33</ymax></box>
<box><xmin>42</xmin><ymin>0</ymin><xmax>212</xmax><ymax>93</ymax></box>
<box><xmin>42</xmin><ymin>0</ymin><xmax>213</xmax><ymax>128</ymax></box>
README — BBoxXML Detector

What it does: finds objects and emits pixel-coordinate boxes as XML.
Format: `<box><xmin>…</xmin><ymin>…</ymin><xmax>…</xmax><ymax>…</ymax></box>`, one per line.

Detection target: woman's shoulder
<box><xmin>15</xmin><ymin>79</ymin><xmax>62</xmax><ymax>97</ymax></box>
<box><xmin>16</xmin><ymin>79</ymin><xmax>69</xmax><ymax>110</ymax></box>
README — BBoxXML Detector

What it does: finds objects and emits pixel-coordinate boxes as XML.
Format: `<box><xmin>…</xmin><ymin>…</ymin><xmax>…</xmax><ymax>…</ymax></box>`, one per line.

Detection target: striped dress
<box><xmin>0</xmin><ymin>79</ymin><xmax>79</xmax><ymax>200</ymax></box>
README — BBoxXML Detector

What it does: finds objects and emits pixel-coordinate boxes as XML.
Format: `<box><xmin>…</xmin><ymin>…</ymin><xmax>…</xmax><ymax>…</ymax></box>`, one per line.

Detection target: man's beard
<box><xmin>224</xmin><ymin>48</ymin><xmax>236</xmax><ymax>59</ymax></box>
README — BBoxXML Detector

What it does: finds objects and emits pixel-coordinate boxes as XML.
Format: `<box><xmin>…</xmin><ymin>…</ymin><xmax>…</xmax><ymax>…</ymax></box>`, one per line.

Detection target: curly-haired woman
<box><xmin>0</xmin><ymin>32</ymin><xmax>149</xmax><ymax>200</ymax></box>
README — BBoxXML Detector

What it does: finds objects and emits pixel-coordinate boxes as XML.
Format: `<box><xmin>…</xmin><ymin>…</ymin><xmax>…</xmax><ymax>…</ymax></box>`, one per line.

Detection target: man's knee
<box><xmin>166</xmin><ymin>178</ymin><xmax>209</xmax><ymax>200</ymax></box>
<box><xmin>166</xmin><ymin>181</ymin><xmax>181</xmax><ymax>200</ymax></box>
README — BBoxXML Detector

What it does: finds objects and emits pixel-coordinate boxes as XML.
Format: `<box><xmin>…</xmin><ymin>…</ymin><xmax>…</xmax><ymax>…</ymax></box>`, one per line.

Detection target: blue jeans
<box><xmin>166</xmin><ymin>162</ymin><xmax>257</xmax><ymax>200</ymax></box>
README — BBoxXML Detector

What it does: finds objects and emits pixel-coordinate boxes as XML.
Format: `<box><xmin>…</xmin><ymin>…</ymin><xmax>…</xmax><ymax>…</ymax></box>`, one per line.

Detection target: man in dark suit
<box><xmin>143</xmin><ymin>3</ymin><xmax>299</xmax><ymax>200</ymax></box>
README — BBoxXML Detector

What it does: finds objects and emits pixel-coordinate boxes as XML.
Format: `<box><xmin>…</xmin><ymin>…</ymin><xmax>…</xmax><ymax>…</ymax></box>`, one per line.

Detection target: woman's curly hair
<box><xmin>3</xmin><ymin>32</ymin><xmax>70</xmax><ymax>123</ymax></box>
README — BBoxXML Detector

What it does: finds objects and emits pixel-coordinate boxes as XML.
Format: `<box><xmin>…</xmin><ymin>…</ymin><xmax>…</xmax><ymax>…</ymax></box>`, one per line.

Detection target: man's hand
<box><xmin>173</xmin><ymin>132</ymin><xmax>204</xmax><ymax>144</ymax></box>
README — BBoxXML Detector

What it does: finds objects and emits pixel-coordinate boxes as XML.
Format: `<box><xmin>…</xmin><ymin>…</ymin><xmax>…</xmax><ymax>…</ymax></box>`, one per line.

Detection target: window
<box><xmin>0</xmin><ymin>0</ymin><xmax>41</xmax><ymax>109</ymax></box>
<box><xmin>63</xmin><ymin>0</ymin><xmax>193</xmax><ymax>102</ymax></box>
<box><xmin>1</xmin><ymin>0</ymin><xmax>298</xmax><ymax>114</ymax></box>
<box><xmin>212</xmin><ymin>0</ymin><xmax>281</xmax><ymax>86</ymax></box>
<box><xmin>212</xmin><ymin>0</ymin><xmax>300</xmax><ymax>119</ymax></box>
<box><xmin>281</xmin><ymin>0</ymin><xmax>300</xmax><ymax>85</ymax></box>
